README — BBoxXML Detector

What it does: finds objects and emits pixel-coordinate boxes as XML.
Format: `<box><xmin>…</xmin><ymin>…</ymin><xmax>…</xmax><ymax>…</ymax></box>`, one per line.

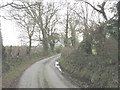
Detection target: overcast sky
<box><xmin>0</xmin><ymin>0</ymin><xmax>74</xmax><ymax>46</ymax></box>
<box><xmin>0</xmin><ymin>0</ymin><xmax>116</xmax><ymax>46</ymax></box>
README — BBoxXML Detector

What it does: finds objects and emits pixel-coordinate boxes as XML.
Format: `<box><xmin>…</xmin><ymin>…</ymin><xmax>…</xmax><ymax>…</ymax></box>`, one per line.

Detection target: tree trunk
<box><xmin>71</xmin><ymin>29</ymin><xmax>76</xmax><ymax>47</ymax></box>
<box><xmin>117</xmin><ymin>1</ymin><xmax>120</xmax><ymax>70</ymax></box>
<box><xmin>64</xmin><ymin>22</ymin><xmax>69</xmax><ymax>47</ymax></box>
<box><xmin>28</xmin><ymin>36</ymin><xmax>32</xmax><ymax>55</ymax></box>
<box><xmin>85</xmin><ymin>40</ymin><xmax>92</xmax><ymax>54</ymax></box>
<box><xmin>64</xmin><ymin>7</ymin><xmax>69</xmax><ymax>47</ymax></box>
<box><xmin>49</xmin><ymin>41</ymin><xmax>55</xmax><ymax>52</ymax></box>
<box><xmin>83</xmin><ymin>24</ymin><xmax>92</xmax><ymax>54</ymax></box>
<box><xmin>0</xmin><ymin>29</ymin><xmax>2</xmax><ymax>60</ymax></box>
<box><xmin>42</xmin><ymin>30</ymin><xmax>49</xmax><ymax>54</ymax></box>
<box><xmin>82</xmin><ymin>34</ymin><xmax>92</xmax><ymax>55</ymax></box>
<box><xmin>37</xmin><ymin>21</ymin><xmax>49</xmax><ymax>54</ymax></box>
<box><xmin>117</xmin><ymin>1</ymin><xmax>120</xmax><ymax>41</ymax></box>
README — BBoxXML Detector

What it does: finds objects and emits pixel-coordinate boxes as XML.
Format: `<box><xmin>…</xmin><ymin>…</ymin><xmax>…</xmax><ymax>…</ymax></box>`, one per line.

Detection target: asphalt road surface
<box><xmin>18</xmin><ymin>54</ymin><xmax>78</xmax><ymax>88</ymax></box>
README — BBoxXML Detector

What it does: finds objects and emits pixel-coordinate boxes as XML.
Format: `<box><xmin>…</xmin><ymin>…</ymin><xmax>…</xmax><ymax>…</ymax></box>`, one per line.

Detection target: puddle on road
<box><xmin>55</xmin><ymin>61</ymin><xmax>62</xmax><ymax>72</ymax></box>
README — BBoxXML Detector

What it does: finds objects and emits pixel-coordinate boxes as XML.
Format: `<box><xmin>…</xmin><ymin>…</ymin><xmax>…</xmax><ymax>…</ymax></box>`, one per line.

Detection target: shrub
<box><xmin>61</xmin><ymin>47</ymin><xmax>75</xmax><ymax>58</ymax></box>
<box><xmin>2</xmin><ymin>61</ymin><xmax>10</xmax><ymax>73</ymax></box>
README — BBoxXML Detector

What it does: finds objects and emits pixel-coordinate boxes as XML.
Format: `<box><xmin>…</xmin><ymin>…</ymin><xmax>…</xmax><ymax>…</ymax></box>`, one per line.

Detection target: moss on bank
<box><xmin>59</xmin><ymin>55</ymin><xmax>118</xmax><ymax>88</ymax></box>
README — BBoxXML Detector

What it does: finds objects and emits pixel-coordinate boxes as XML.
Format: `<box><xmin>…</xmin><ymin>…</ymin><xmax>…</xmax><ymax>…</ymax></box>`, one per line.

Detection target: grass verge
<box><xmin>2</xmin><ymin>52</ymin><xmax>56</xmax><ymax>88</ymax></box>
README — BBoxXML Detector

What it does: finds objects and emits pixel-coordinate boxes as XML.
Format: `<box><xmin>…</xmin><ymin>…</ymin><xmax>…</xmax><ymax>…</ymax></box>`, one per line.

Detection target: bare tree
<box><xmin>65</xmin><ymin>5</ymin><xmax>69</xmax><ymax>47</ymax></box>
<box><xmin>69</xmin><ymin>9</ymin><xmax>80</xmax><ymax>48</ymax></box>
<box><xmin>0</xmin><ymin>22</ymin><xmax>1</xmax><ymax>90</ymax></box>
<box><xmin>76</xmin><ymin>0</ymin><xmax>108</xmax><ymax>20</ymax></box>
<box><xmin>7</xmin><ymin>5</ymin><xmax>36</xmax><ymax>54</ymax></box>
<box><xmin>0</xmin><ymin>2</ymin><xmax>13</xmax><ymax>9</ymax></box>
<box><xmin>5</xmin><ymin>1</ymin><xmax>60</xmax><ymax>54</ymax></box>
<box><xmin>117</xmin><ymin>1</ymin><xmax>120</xmax><ymax>64</ymax></box>
<box><xmin>117</xmin><ymin>1</ymin><xmax>120</xmax><ymax>29</ymax></box>
<box><xmin>0</xmin><ymin>22</ymin><xmax>2</xmax><ymax>60</ymax></box>
<box><xmin>23</xmin><ymin>2</ymin><xmax>60</xmax><ymax>54</ymax></box>
<box><xmin>47</xmin><ymin>15</ymin><xmax>60</xmax><ymax>52</ymax></box>
<box><xmin>71</xmin><ymin>2</ymin><xmax>93</xmax><ymax>54</ymax></box>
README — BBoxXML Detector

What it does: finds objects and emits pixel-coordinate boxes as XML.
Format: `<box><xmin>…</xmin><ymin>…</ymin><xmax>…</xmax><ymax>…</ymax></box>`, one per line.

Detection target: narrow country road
<box><xmin>18</xmin><ymin>54</ymin><xmax>78</xmax><ymax>88</ymax></box>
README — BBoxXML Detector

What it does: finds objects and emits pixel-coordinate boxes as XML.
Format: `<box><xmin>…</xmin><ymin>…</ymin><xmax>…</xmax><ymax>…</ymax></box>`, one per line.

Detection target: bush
<box><xmin>61</xmin><ymin>47</ymin><xmax>75</xmax><ymax>58</ymax></box>
<box><xmin>59</xmin><ymin>52</ymin><xmax>118</xmax><ymax>88</ymax></box>
<box><xmin>2</xmin><ymin>61</ymin><xmax>10</xmax><ymax>73</ymax></box>
<box><xmin>55</xmin><ymin>46</ymin><xmax>62</xmax><ymax>53</ymax></box>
